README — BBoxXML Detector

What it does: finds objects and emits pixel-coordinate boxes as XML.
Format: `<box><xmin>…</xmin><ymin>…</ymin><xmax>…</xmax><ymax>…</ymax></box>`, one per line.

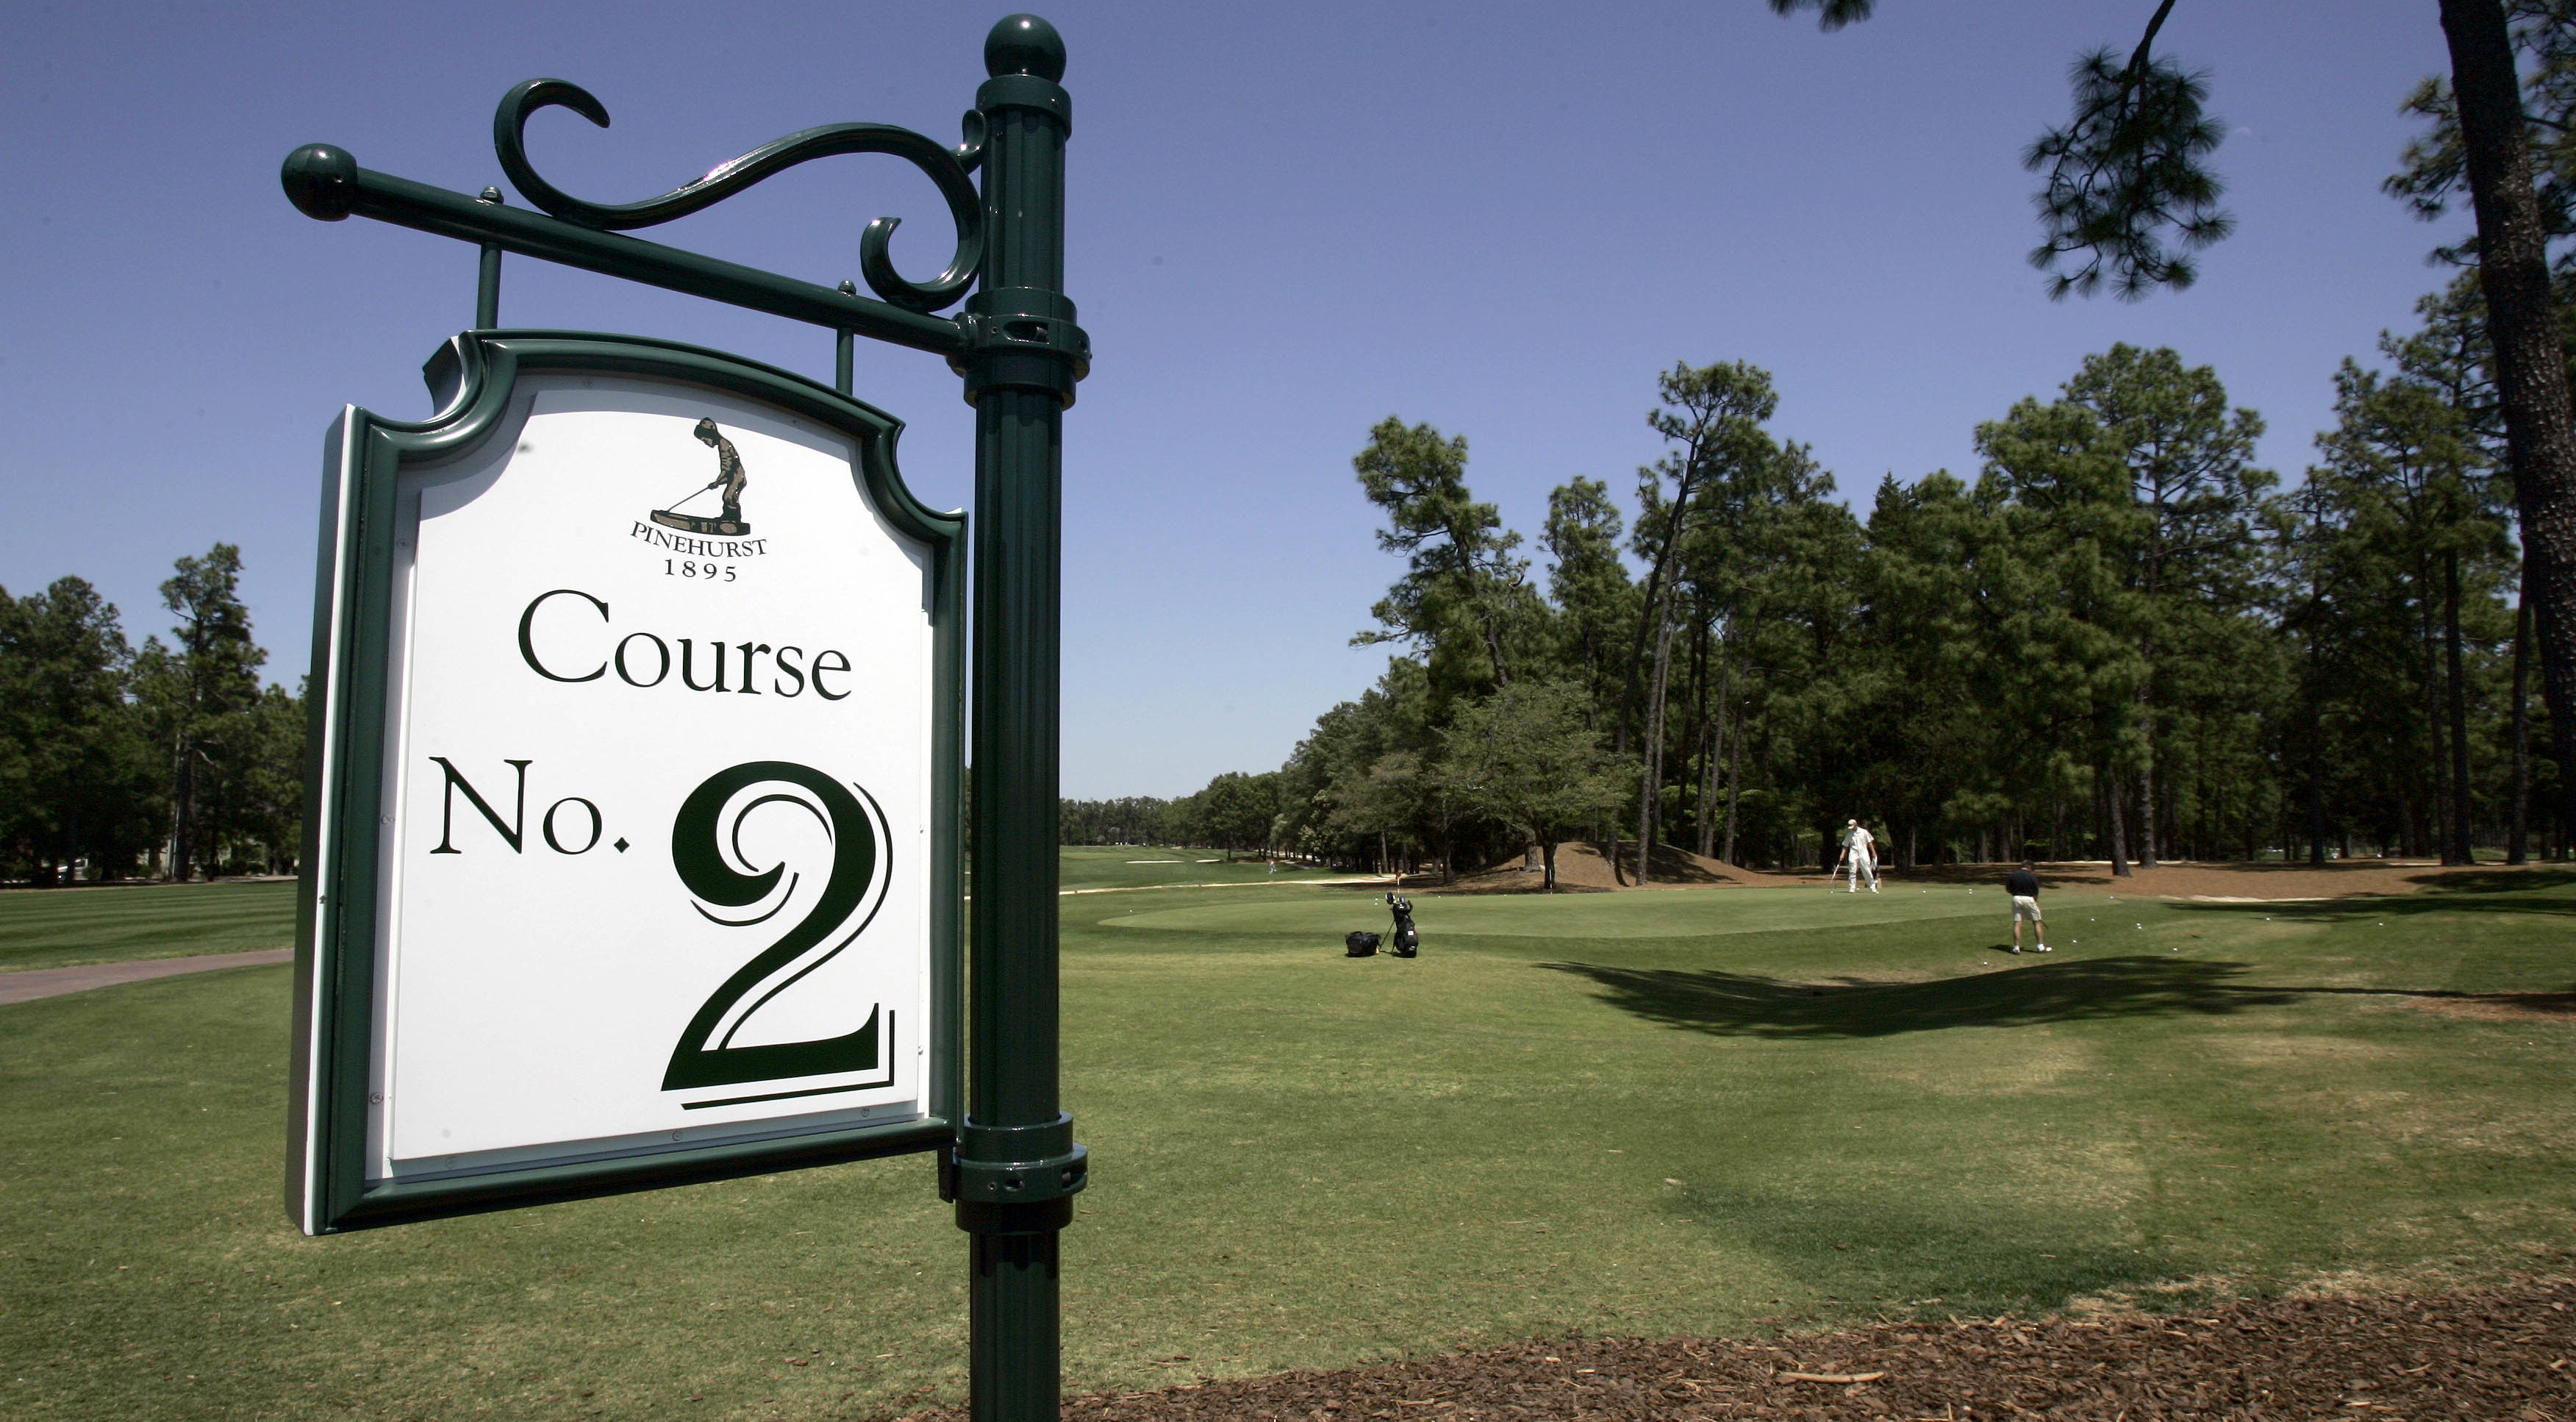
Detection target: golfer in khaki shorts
<box><xmin>2006</xmin><ymin>860</ymin><xmax>2048</xmax><ymax>953</ymax></box>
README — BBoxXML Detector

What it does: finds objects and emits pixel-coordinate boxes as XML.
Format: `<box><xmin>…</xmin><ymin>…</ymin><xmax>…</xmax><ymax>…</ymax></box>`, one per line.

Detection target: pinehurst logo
<box><xmin>630</xmin><ymin>417</ymin><xmax>770</xmax><ymax>556</ymax></box>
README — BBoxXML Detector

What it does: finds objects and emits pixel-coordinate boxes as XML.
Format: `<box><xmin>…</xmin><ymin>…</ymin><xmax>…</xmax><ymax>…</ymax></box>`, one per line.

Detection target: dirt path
<box><xmin>0</xmin><ymin>948</ymin><xmax>293</xmax><ymax>1006</ymax></box>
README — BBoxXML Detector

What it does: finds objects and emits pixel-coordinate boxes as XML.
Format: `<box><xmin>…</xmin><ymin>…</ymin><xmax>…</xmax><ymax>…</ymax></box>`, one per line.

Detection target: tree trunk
<box><xmin>2307</xmin><ymin>605</ymin><xmax>2328</xmax><ymax>865</ymax></box>
<box><xmin>2511</xmin><ymin>593</ymin><xmax>2532</xmax><ymax>864</ymax></box>
<box><xmin>1542</xmin><ymin>837</ymin><xmax>1558</xmax><ymax>892</ymax></box>
<box><xmin>2421</xmin><ymin>584</ymin><xmax>2455</xmax><ymax>863</ymax></box>
<box><xmin>2305</xmin><ymin>710</ymin><xmax>2328</xmax><ymax>865</ymax></box>
<box><xmin>1698</xmin><ymin>632</ymin><xmax>1728</xmax><ymax>858</ymax></box>
<box><xmin>2441</xmin><ymin>0</ymin><xmax>2576</xmax><ymax>857</ymax></box>
<box><xmin>2446</xmin><ymin>549</ymin><xmax>2476</xmax><ymax>863</ymax></box>
<box><xmin>1479</xmin><ymin>610</ymin><xmax>1511</xmax><ymax>690</ymax></box>
<box><xmin>2107</xmin><ymin>770</ymin><xmax>2131</xmax><ymax>877</ymax></box>
<box><xmin>1636</xmin><ymin>596</ymin><xmax>1679</xmax><ymax>885</ymax></box>
<box><xmin>1686</xmin><ymin>612</ymin><xmax>1709</xmax><ymax>856</ymax></box>
<box><xmin>1722</xmin><ymin>692</ymin><xmax>1744</xmax><ymax>868</ymax></box>
<box><xmin>169</xmin><ymin>734</ymin><xmax>194</xmax><ymax>882</ymax></box>
<box><xmin>1614</xmin><ymin>474</ymin><xmax>1701</xmax><ymax>756</ymax></box>
<box><xmin>1694</xmin><ymin>714</ymin><xmax>1720</xmax><ymax>859</ymax></box>
<box><xmin>2136</xmin><ymin>696</ymin><xmax>2159</xmax><ymax>869</ymax></box>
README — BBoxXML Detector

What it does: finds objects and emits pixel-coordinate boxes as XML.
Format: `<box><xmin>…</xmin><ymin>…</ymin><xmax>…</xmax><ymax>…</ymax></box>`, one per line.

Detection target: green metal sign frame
<box><xmin>281</xmin><ymin>16</ymin><xmax>1086</xmax><ymax>1421</ymax></box>
<box><xmin>287</xmin><ymin>330</ymin><xmax>966</xmax><ymax>1232</ymax></box>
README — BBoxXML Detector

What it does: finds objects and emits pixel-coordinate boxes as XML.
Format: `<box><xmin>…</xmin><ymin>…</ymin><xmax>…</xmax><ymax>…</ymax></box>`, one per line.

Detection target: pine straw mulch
<box><xmin>1444</xmin><ymin>841</ymin><xmax>1783</xmax><ymax>893</ymax></box>
<box><xmin>899</xmin><ymin>1278</ymin><xmax>2576</xmax><ymax>1421</ymax></box>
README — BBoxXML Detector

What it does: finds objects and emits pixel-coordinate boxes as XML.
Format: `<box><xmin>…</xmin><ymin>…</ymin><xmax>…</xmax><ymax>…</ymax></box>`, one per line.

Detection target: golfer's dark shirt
<box><xmin>2006</xmin><ymin>869</ymin><xmax>2039</xmax><ymax>898</ymax></box>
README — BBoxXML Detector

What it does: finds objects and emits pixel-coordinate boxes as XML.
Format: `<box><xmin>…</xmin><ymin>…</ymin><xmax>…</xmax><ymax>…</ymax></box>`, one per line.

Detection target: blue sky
<box><xmin>4</xmin><ymin>1</ymin><xmax>2458</xmax><ymax>797</ymax></box>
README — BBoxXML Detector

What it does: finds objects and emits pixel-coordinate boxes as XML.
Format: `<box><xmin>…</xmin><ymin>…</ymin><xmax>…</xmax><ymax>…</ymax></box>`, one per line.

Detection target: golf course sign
<box><xmin>287</xmin><ymin>334</ymin><xmax>963</xmax><ymax>1233</ymax></box>
<box><xmin>281</xmin><ymin>17</ymin><xmax>1085</xmax><ymax>1417</ymax></box>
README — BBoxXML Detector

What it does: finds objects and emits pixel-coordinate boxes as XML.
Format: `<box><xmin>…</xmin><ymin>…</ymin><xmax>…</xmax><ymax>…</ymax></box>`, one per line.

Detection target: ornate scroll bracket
<box><xmin>494</xmin><ymin>79</ymin><xmax>984</xmax><ymax>314</ymax></box>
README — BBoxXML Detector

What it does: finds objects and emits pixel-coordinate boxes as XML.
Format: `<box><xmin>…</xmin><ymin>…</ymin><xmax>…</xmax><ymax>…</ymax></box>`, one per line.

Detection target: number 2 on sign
<box><xmin>662</xmin><ymin>761</ymin><xmax>889</xmax><ymax>1093</ymax></box>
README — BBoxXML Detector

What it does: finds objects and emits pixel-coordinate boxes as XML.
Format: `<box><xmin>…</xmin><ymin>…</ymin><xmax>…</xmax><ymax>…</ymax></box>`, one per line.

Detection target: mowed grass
<box><xmin>4</xmin><ymin>868</ymin><xmax>2575</xmax><ymax>1421</ymax></box>
<box><xmin>0</xmin><ymin>879</ymin><xmax>296</xmax><ymax>971</ymax></box>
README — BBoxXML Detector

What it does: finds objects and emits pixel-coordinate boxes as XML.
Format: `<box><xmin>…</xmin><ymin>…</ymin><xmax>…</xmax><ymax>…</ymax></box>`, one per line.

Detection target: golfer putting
<box><xmin>648</xmin><ymin>418</ymin><xmax>754</xmax><ymax>536</ymax></box>
<box><xmin>2006</xmin><ymin>859</ymin><xmax>2049</xmax><ymax>954</ymax></box>
<box><xmin>1835</xmin><ymin>818</ymin><xmax>1879</xmax><ymax>893</ymax></box>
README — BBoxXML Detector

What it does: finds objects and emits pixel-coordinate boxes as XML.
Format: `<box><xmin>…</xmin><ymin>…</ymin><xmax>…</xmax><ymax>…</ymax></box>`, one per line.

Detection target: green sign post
<box><xmin>280</xmin><ymin>16</ymin><xmax>1085</xmax><ymax>1421</ymax></box>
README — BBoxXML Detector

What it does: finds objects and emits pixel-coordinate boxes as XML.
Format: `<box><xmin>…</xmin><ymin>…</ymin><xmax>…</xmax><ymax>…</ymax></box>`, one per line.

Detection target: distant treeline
<box><xmin>1153</xmin><ymin>304</ymin><xmax>2567</xmax><ymax>887</ymax></box>
<box><xmin>1053</xmin><ymin>791</ymin><xmax>1264</xmax><ymax>857</ymax></box>
<box><xmin>1058</xmin><ymin>796</ymin><xmax>1170</xmax><ymax>846</ymax></box>
<box><xmin>1</xmin><ymin>545</ymin><xmax>303</xmax><ymax>884</ymax></box>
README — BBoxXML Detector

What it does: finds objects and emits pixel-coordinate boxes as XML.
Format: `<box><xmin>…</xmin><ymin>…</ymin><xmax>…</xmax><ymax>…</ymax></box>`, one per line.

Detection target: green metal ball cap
<box><xmin>986</xmin><ymin>13</ymin><xmax>1065</xmax><ymax>81</ymax></box>
<box><xmin>282</xmin><ymin>144</ymin><xmax>359</xmax><ymax>221</ymax></box>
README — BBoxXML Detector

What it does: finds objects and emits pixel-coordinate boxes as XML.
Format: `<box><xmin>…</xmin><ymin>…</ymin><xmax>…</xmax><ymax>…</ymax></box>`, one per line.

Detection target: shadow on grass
<box><xmin>1541</xmin><ymin>957</ymin><xmax>2302</xmax><ymax>1038</ymax></box>
<box><xmin>1667</xmin><ymin>1183</ymin><xmax>2180</xmax><ymax>1317</ymax></box>
<box><xmin>2171</xmin><ymin>885</ymin><xmax>2576</xmax><ymax>922</ymax></box>
<box><xmin>1546</xmin><ymin>956</ymin><xmax>2576</xmax><ymax>1037</ymax></box>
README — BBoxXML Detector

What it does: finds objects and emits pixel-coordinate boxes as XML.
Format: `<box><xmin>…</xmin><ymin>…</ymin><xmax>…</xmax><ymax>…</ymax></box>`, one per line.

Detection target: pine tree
<box><xmin>1350</xmin><ymin>418</ymin><xmax>1536</xmax><ymax>696</ymax></box>
<box><xmin>142</xmin><ymin>545</ymin><xmax>266</xmax><ymax>879</ymax></box>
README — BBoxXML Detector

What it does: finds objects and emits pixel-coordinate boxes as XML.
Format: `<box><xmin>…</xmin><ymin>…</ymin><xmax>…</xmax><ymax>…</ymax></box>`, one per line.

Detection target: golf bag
<box><xmin>1386</xmin><ymin>893</ymin><xmax>1418</xmax><ymax>958</ymax></box>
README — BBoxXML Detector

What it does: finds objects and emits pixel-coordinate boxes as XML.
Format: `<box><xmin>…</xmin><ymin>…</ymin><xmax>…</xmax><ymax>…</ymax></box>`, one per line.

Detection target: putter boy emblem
<box><xmin>651</xmin><ymin>418</ymin><xmax>752</xmax><ymax>536</ymax></box>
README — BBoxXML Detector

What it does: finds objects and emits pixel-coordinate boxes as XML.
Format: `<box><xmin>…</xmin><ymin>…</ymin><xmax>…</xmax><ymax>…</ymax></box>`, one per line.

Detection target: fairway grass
<box><xmin>0</xmin><ymin>879</ymin><xmax>296</xmax><ymax>972</ymax></box>
<box><xmin>4</xmin><ymin>869</ymin><xmax>2574</xmax><ymax>1420</ymax></box>
<box><xmin>1106</xmin><ymin>880</ymin><xmax>1986</xmax><ymax>937</ymax></box>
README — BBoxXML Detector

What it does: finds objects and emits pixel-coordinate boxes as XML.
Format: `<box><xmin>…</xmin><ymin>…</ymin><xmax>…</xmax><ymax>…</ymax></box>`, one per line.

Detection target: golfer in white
<box><xmin>1838</xmin><ymin>819</ymin><xmax>1879</xmax><ymax>893</ymax></box>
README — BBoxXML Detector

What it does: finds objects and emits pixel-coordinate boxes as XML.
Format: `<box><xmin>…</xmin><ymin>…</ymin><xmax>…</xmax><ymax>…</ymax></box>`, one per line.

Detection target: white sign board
<box><xmin>291</xmin><ymin>338</ymin><xmax>961</xmax><ymax>1232</ymax></box>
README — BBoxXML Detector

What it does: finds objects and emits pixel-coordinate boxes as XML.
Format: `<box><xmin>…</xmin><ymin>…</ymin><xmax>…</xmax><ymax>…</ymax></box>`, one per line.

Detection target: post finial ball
<box><xmin>281</xmin><ymin>143</ymin><xmax>359</xmax><ymax>221</ymax></box>
<box><xmin>985</xmin><ymin>14</ymin><xmax>1065</xmax><ymax>82</ymax></box>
